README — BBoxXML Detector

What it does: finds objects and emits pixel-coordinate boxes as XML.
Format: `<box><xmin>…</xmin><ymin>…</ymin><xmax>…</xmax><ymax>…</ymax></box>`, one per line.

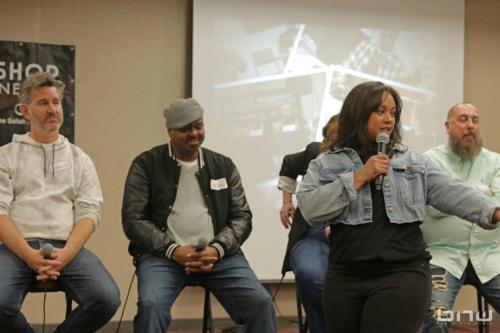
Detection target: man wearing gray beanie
<box><xmin>122</xmin><ymin>98</ymin><xmax>276</xmax><ymax>333</ymax></box>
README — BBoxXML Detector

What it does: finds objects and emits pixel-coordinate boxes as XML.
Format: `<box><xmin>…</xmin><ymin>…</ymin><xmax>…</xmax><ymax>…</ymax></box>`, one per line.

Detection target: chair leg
<box><xmin>476</xmin><ymin>291</ymin><xmax>490</xmax><ymax>333</ymax></box>
<box><xmin>296</xmin><ymin>289</ymin><xmax>307</xmax><ymax>333</ymax></box>
<box><xmin>483</xmin><ymin>298</ymin><xmax>490</xmax><ymax>333</ymax></box>
<box><xmin>202</xmin><ymin>288</ymin><xmax>214</xmax><ymax>333</ymax></box>
<box><xmin>65</xmin><ymin>294</ymin><xmax>72</xmax><ymax>318</ymax></box>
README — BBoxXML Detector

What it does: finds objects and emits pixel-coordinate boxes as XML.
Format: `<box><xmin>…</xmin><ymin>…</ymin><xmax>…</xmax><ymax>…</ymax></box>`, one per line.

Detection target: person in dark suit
<box><xmin>278</xmin><ymin>114</ymin><xmax>339</xmax><ymax>333</ymax></box>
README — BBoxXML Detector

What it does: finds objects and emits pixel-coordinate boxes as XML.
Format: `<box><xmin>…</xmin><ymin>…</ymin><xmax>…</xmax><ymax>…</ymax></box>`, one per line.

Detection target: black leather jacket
<box><xmin>121</xmin><ymin>143</ymin><xmax>252</xmax><ymax>259</ymax></box>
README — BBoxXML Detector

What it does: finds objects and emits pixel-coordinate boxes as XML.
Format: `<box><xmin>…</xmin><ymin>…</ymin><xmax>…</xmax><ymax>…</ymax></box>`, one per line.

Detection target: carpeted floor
<box><xmin>33</xmin><ymin>318</ymin><xmax>500</xmax><ymax>333</ymax></box>
<box><xmin>33</xmin><ymin>317</ymin><xmax>295</xmax><ymax>333</ymax></box>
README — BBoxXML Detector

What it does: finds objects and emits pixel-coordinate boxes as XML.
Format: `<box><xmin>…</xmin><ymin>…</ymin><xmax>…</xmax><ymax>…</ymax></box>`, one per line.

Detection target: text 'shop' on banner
<box><xmin>0</xmin><ymin>41</ymin><xmax>75</xmax><ymax>146</ymax></box>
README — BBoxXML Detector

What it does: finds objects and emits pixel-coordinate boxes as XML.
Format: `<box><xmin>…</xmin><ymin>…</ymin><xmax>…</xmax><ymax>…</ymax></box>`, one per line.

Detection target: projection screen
<box><xmin>193</xmin><ymin>0</ymin><xmax>464</xmax><ymax>281</ymax></box>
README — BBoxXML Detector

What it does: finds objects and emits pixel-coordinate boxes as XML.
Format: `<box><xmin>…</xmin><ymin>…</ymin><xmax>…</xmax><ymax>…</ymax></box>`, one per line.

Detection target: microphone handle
<box><xmin>375</xmin><ymin>142</ymin><xmax>387</xmax><ymax>191</ymax></box>
<box><xmin>195</xmin><ymin>238</ymin><xmax>208</xmax><ymax>252</ymax></box>
<box><xmin>375</xmin><ymin>143</ymin><xmax>387</xmax><ymax>191</ymax></box>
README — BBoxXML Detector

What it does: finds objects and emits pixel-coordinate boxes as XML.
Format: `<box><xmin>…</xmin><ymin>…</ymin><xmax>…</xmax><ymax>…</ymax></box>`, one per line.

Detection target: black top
<box><xmin>279</xmin><ymin>142</ymin><xmax>320</xmax><ymax>178</ymax></box>
<box><xmin>329</xmin><ymin>180</ymin><xmax>430</xmax><ymax>271</ymax></box>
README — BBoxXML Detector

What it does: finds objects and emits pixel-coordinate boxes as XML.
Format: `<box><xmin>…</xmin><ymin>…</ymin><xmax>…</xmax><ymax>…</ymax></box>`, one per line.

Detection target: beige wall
<box><xmin>454</xmin><ymin>0</ymin><xmax>500</xmax><ymax>312</ymax></box>
<box><xmin>0</xmin><ymin>0</ymin><xmax>499</xmax><ymax>324</ymax></box>
<box><xmin>465</xmin><ymin>0</ymin><xmax>500</xmax><ymax>153</ymax></box>
<box><xmin>0</xmin><ymin>0</ymin><xmax>196</xmax><ymax>323</ymax></box>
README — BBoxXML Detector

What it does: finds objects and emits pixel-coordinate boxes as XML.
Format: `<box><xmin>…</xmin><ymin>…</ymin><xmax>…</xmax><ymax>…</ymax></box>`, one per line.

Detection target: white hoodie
<box><xmin>0</xmin><ymin>133</ymin><xmax>102</xmax><ymax>240</ymax></box>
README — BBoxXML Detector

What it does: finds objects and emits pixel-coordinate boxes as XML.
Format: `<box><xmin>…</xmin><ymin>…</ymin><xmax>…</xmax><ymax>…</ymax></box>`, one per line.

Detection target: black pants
<box><xmin>323</xmin><ymin>262</ymin><xmax>431</xmax><ymax>333</ymax></box>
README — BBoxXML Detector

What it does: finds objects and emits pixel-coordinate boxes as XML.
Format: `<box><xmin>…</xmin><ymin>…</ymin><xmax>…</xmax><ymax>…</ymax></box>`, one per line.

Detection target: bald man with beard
<box><xmin>421</xmin><ymin>103</ymin><xmax>500</xmax><ymax>333</ymax></box>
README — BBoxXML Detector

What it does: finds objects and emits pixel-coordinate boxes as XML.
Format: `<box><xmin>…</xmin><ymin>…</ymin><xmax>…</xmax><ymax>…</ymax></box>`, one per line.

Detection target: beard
<box><xmin>449</xmin><ymin>135</ymin><xmax>482</xmax><ymax>160</ymax></box>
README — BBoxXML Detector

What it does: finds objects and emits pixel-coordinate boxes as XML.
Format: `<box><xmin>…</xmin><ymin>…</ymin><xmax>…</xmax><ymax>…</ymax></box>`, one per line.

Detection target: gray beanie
<box><xmin>163</xmin><ymin>98</ymin><xmax>204</xmax><ymax>129</ymax></box>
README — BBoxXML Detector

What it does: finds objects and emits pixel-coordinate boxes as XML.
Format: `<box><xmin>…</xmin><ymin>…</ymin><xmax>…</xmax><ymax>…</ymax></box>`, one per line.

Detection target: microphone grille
<box><xmin>198</xmin><ymin>238</ymin><xmax>208</xmax><ymax>247</ymax></box>
<box><xmin>376</xmin><ymin>132</ymin><xmax>390</xmax><ymax>144</ymax></box>
<box><xmin>41</xmin><ymin>243</ymin><xmax>54</xmax><ymax>258</ymax></box>
<box><xmin>195</xmin><ymin>238</ymin><xmax>208</xmax><ymax>252</ymax></box>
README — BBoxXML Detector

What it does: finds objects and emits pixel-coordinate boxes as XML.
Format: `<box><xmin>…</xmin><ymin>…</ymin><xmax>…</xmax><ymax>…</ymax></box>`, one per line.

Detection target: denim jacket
<box><xmin>297</xmin><ymin>145</ymin><xmax>498</xmax><ymax>229</ymax></box>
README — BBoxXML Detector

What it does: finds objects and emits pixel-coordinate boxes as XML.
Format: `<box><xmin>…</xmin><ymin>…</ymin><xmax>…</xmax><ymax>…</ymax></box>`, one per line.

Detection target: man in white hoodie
<box><xmin>0</xmin><ymin>72</ymin><xmax>120</xmax><ymax>333</ymax></box>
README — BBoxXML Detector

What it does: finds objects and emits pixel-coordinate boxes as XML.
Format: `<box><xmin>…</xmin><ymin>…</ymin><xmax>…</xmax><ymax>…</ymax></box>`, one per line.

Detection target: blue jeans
<box><xmin>289</xmin><ymin>225</ymin><xmax>329</xmax><ymax>333</ymax></box>
<box><xmin>0</xmin><ymin>240</ymin><xmax>120</xmax><ymax>333</ymax></box>
<box><xmin>134</xmin><ymin>253</ymin><xmax>276</xmax><ymax>333</ymax></box>
<box><xmin>421</xmin><ymin>263</ymin><xmax>500</xmax><ymax>333</ymax></box>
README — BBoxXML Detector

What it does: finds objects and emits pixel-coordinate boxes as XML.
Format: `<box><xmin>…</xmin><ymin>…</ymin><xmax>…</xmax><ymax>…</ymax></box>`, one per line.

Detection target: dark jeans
<box><xmin>323</xmin><ymin>261</ymin><xmax>431</xmax><ymax>333</ymax></box>
<box><xmin>134</xmin><ymin>253</ymin><xmax>276</xmax><ymax>333</ymax></box>
<box><xmin>290</xmin><ymin>224</ymin><xmax>329</xmax><ymax>333</ymax></box>
<box><xmin>0</xmin><ymin>240</ymin><xmax>120</xmax><ymax>333</ymax></box>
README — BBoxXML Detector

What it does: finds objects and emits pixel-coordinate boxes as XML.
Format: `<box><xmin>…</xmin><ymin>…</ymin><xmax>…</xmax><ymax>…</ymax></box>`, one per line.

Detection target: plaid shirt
<box><xmin>342</xmin><ymin>39</ymin><xmax>406</xmax><ymax>81</ymax></box>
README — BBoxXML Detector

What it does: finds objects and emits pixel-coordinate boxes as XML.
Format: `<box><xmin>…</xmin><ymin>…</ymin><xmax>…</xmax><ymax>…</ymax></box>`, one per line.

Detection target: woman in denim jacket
<box><xmin>297</xmin><ymin>81</ymin><xmax>500</xmax><ymax>333</ymax></box>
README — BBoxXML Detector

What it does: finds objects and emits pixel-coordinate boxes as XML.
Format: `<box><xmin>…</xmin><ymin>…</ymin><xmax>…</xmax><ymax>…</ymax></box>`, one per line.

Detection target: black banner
<box><xmin>0</xmin><ymin>41</ymin><xmax>75</xmax><ymax>146</ymax></box>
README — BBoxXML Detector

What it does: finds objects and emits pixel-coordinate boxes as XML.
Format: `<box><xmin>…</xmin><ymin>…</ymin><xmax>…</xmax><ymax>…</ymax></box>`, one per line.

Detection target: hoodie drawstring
<box><xmin>42</xmin><ymin>146</ymin><xmax>47</xmax><ymax>177</ymax></box>
<box><xmin>41</xmin><ymin>144</ymin><xmax>56</xmax><ymax>177</ymax></box>
<box><xmin>52</xmin><ymin>144</ymin><xmax>55</xmax><ymax>177</ymax></box>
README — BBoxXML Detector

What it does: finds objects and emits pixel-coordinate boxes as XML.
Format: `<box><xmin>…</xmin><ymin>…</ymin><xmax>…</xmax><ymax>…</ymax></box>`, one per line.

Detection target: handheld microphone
<box><xmin>195</xmin><ymin>238</ymin><xmax>208</xmax><ymax>253</ymax></box>
<box><xmin>375</xmin><ymin>132</ymin><xmax>390</xmax><ymax>191</ymax></box>
<box><xmin>39</xmin><ymin>243</ymin><xmax>55</xmax><ymax>333</ymax></box>
<box><xmin>194</xmin><ymin>237</ymin><xmax>208</xmax><ymax>252</ymax></box>
<box><xmin>41</xmin><ymin>243</ymin><xmax>54</xmax><ymax>259</ymax></box>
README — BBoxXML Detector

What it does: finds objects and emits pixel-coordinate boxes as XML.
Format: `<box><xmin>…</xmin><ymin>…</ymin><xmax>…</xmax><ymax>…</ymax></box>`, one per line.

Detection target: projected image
<box><xmin>211</xmin><ymin>24</ymin><xmax>439</xmax><ymax>274</ymax></box>
<box><xmin>193</xmin><ymin>0</ymin><xmax>464</xmax><ymax>280</ymax></box>
<box><xmin>211</xmin><ymin>22</ymin><xmax>438</xmax><ymax>177</ymax></box>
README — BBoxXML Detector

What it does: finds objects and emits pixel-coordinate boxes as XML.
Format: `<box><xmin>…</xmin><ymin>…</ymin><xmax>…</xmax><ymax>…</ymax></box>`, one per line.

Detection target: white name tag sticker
<box><xmin>53</xmin><ymin>161</ymin><xmax>71</xmax><ymax>172</ymax></box>
<box><xmin>210</xmin><ymin>178</ymin><xmax>228</xmax><ymax>190</ymax></box>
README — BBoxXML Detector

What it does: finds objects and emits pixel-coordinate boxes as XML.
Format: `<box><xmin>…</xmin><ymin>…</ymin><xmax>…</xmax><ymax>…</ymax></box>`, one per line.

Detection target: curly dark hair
<box><xmin>334</xmin><ymin>81</ymin><xmax>403</xmax><ymax>160</ymax></box>
<box><xmin>320</xmin><ymin>114</ymin><xmax>339</xmax><ymax>152</ymax></box>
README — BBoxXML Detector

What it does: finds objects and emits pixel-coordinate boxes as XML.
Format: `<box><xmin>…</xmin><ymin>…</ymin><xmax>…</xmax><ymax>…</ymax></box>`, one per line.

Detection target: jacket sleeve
<box><xmin>488</xmin><ymin>153</ymin><xmax>500</xmax><ymax>202</ymax></box>
<box><xmin>424</xmin><ymin>155</ymin><xmax>498</xmax><ymax>229</ymax></box>
<box><xmin>296</xmin><ymin>157</ymin><xmax>355</xmax><ymax>224</ymax></box>
<box><xmin>121</xmin><ymin>157</ymin><xmax>175</xmax><ymax>257</ymax></box>
<box><xmin>278</xmin><ymin>142</ymin><xmax>319</xmax><ymax>193</ymax></box>
<box><xmin>212</xmin><ymin>162</ymin><xmax>252</xmax><ymax>257</ymax></box>
<box><xmin>423</xmin><ymin>148</ymin><xmax>460</xmax><ymax>219</ymax></box>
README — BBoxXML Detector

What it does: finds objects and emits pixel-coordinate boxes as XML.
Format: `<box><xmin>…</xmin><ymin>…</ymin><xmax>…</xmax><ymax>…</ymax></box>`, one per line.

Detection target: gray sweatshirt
<box><xmin>0</xmin><ymin>133</ymin><xmax>102</xmax><ymax>240</ymax></box>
